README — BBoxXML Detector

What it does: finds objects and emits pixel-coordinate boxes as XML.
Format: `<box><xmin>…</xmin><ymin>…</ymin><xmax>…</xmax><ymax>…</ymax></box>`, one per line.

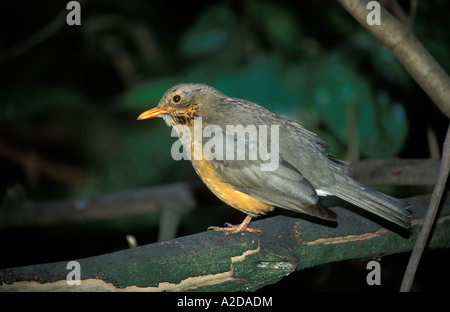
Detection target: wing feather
<box><xmin>204</xmin><ymin>128</ymin><xmax>336</xmax><ymax>221</ymax></box>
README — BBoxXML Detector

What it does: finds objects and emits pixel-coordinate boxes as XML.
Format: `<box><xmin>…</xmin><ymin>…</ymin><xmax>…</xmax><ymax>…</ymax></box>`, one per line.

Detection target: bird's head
<box><xmin>137</xmin><ymin>83</ymin><xmax>219</xmax><ymax>127</ymax></box>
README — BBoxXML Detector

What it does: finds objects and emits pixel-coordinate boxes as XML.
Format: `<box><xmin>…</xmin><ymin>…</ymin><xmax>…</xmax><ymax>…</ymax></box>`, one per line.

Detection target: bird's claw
<box><xmin>207</xmin><ymin>223</ymin><xmax>261</xmax><ymax>235</ymax></box>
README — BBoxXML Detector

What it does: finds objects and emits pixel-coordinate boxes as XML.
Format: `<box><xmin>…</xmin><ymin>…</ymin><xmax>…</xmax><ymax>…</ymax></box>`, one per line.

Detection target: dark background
<box><xmin>0</xmin><ymin>0</ymin><xmax>449</xmax><ymax>291</ymax></box>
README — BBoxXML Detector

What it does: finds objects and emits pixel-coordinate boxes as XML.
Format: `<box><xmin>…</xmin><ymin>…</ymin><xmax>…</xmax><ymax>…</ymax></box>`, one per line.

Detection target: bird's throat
<box><xmin>169</xmin><ymin>103</ymin><xmax>200</xmax><ymax>126</ymax></box>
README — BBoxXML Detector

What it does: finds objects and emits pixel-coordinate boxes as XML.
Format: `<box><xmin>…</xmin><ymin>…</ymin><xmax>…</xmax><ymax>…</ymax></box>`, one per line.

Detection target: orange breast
<box><xmin>192</xmin><ymin>157</ymin><xmax>274</xmax><ymax>216</ymax></box>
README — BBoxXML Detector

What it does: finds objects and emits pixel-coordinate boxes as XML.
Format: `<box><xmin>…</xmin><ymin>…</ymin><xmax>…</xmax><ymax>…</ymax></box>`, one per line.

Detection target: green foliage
<box><xmin>181</xmin><ymin>3</ymin><xmax>236</xmax><ymax>57</ymax></box>
<box><xmin>304</xmin><ymin>55</ymin><xmax>408</xmax><ymax>159</ymax></box>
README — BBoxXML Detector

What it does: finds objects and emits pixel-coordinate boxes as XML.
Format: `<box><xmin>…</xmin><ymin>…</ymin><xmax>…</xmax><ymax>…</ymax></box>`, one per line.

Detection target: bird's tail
<box><xmin>328</xmin><ymin>179</ymin><xmax>412</xmax><ymax>229</ymax></box>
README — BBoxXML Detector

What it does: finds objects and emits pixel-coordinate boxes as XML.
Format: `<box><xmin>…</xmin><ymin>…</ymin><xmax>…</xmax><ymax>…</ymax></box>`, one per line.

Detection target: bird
<box><xmin>137</xmin><ymin>83</ymin><xmax>412</xmax><ymax>234</ymax></box>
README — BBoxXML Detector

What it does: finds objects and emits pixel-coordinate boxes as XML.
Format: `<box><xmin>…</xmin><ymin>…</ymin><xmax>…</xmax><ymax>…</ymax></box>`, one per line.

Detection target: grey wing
<box><xmin>203</xmin><ymin>129</ymin><xmax>337</xmax><ymax>221</ymax></box>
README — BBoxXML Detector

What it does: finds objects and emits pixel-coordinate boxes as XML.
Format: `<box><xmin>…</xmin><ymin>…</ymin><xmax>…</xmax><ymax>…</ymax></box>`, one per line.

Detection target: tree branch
<box><xmin>337</xmin><ymin>0</ymin><xmax>450</xmax><ymax>118</ymax></box>
<box><xmin>1</xmin><ymin>192</ymin><xmax>449</xmax><ymax>291</ymax></box>
<box><xmin>349</xmin><ymin>158</ymin><xmax>440</xmax><ymax>186</ymax></box>
<box><xmin>1</xmin><ymin>182</ymin><xmax>198</xmax><ymax>228</ymax></box>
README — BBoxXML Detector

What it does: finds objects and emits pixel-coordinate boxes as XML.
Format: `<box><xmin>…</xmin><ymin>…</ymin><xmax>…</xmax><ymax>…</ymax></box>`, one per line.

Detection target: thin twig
<box><xmin>400</xmin><ymin>123</ymin><xmax>450</xmax><ymax>291</ymax></box>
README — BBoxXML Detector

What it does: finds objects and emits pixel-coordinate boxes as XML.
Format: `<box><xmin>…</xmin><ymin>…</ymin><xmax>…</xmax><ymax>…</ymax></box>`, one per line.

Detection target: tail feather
<box><xmin>328</xmin><ymin>180</ymin><xmax>412</xmax><ymax>229</ymax></box>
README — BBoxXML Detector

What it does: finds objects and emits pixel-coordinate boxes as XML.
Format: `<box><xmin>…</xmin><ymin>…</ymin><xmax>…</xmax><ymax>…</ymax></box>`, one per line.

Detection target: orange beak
<box><xmin>137</xmin><ymin>107</ymin><xmax>172</xmax><ymax>120</ymax></box>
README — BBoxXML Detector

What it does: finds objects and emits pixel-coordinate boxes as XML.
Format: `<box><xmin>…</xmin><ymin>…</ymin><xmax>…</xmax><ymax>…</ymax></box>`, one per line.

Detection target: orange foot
<box><xmin>208</xmin><ymin>215</ymin><xmax>261</xmax><ymax>235</ymax></box>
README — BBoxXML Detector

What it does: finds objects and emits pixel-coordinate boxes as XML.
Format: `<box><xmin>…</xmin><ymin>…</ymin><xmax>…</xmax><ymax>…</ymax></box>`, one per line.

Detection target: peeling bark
<box><xmin>1</xmin><ymin>192</ymin><xmax>449</xmax><ymax>292</ymax></box>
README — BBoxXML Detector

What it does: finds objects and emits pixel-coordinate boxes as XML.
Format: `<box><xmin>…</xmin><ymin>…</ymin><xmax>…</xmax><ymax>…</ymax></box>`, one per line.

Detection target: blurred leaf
<box><xmin>211</xmin><ymin>55</ymin><xmax>303</xmax><ymax>114</ymax></box>
<box><xmin>181</xmin><ymin>3</ymin><xmax>236</xmax><ymax>57</ymax></box>
<box><xmin>305</xmin><ymin>56</ymin><xmax>408</xmax><ymax>159</ymax></box>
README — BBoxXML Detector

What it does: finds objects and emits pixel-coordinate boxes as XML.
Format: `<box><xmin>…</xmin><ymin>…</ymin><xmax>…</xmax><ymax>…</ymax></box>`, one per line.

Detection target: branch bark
<box><xmin>1</xmin><ymin>192</ymin><xmax>449</xmax><ymax>292</ymax></box>
<box><xmin>337</xmin><ymin>0</ymin><xmax>450</xmax><ymax>118</ymax></box>
<box><xmin>1</xmin><ymin>182</ymin><xmax>198</xmax><ymax>228</ymax></box>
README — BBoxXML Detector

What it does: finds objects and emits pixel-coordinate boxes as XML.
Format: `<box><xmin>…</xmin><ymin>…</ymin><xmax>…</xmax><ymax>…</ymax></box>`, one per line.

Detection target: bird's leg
<box><xmin>208</xmin><ymin>215</ymin><xmax>261</xmax><ymax>235</ymax></box>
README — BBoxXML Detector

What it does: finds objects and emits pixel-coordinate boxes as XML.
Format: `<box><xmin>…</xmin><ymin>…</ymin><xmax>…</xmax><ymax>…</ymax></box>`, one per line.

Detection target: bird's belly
<box><xmin>192</xmin><ymin>158</ymin><xmax>274</xmax><ymax>216</ymax></box>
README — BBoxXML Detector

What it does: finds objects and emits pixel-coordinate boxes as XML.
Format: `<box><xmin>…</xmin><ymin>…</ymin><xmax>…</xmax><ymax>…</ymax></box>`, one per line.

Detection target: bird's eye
<box><xmin>172</xmin><ymin>94</ymin><xmax>182</xmax><ymax>104</ymax></box>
